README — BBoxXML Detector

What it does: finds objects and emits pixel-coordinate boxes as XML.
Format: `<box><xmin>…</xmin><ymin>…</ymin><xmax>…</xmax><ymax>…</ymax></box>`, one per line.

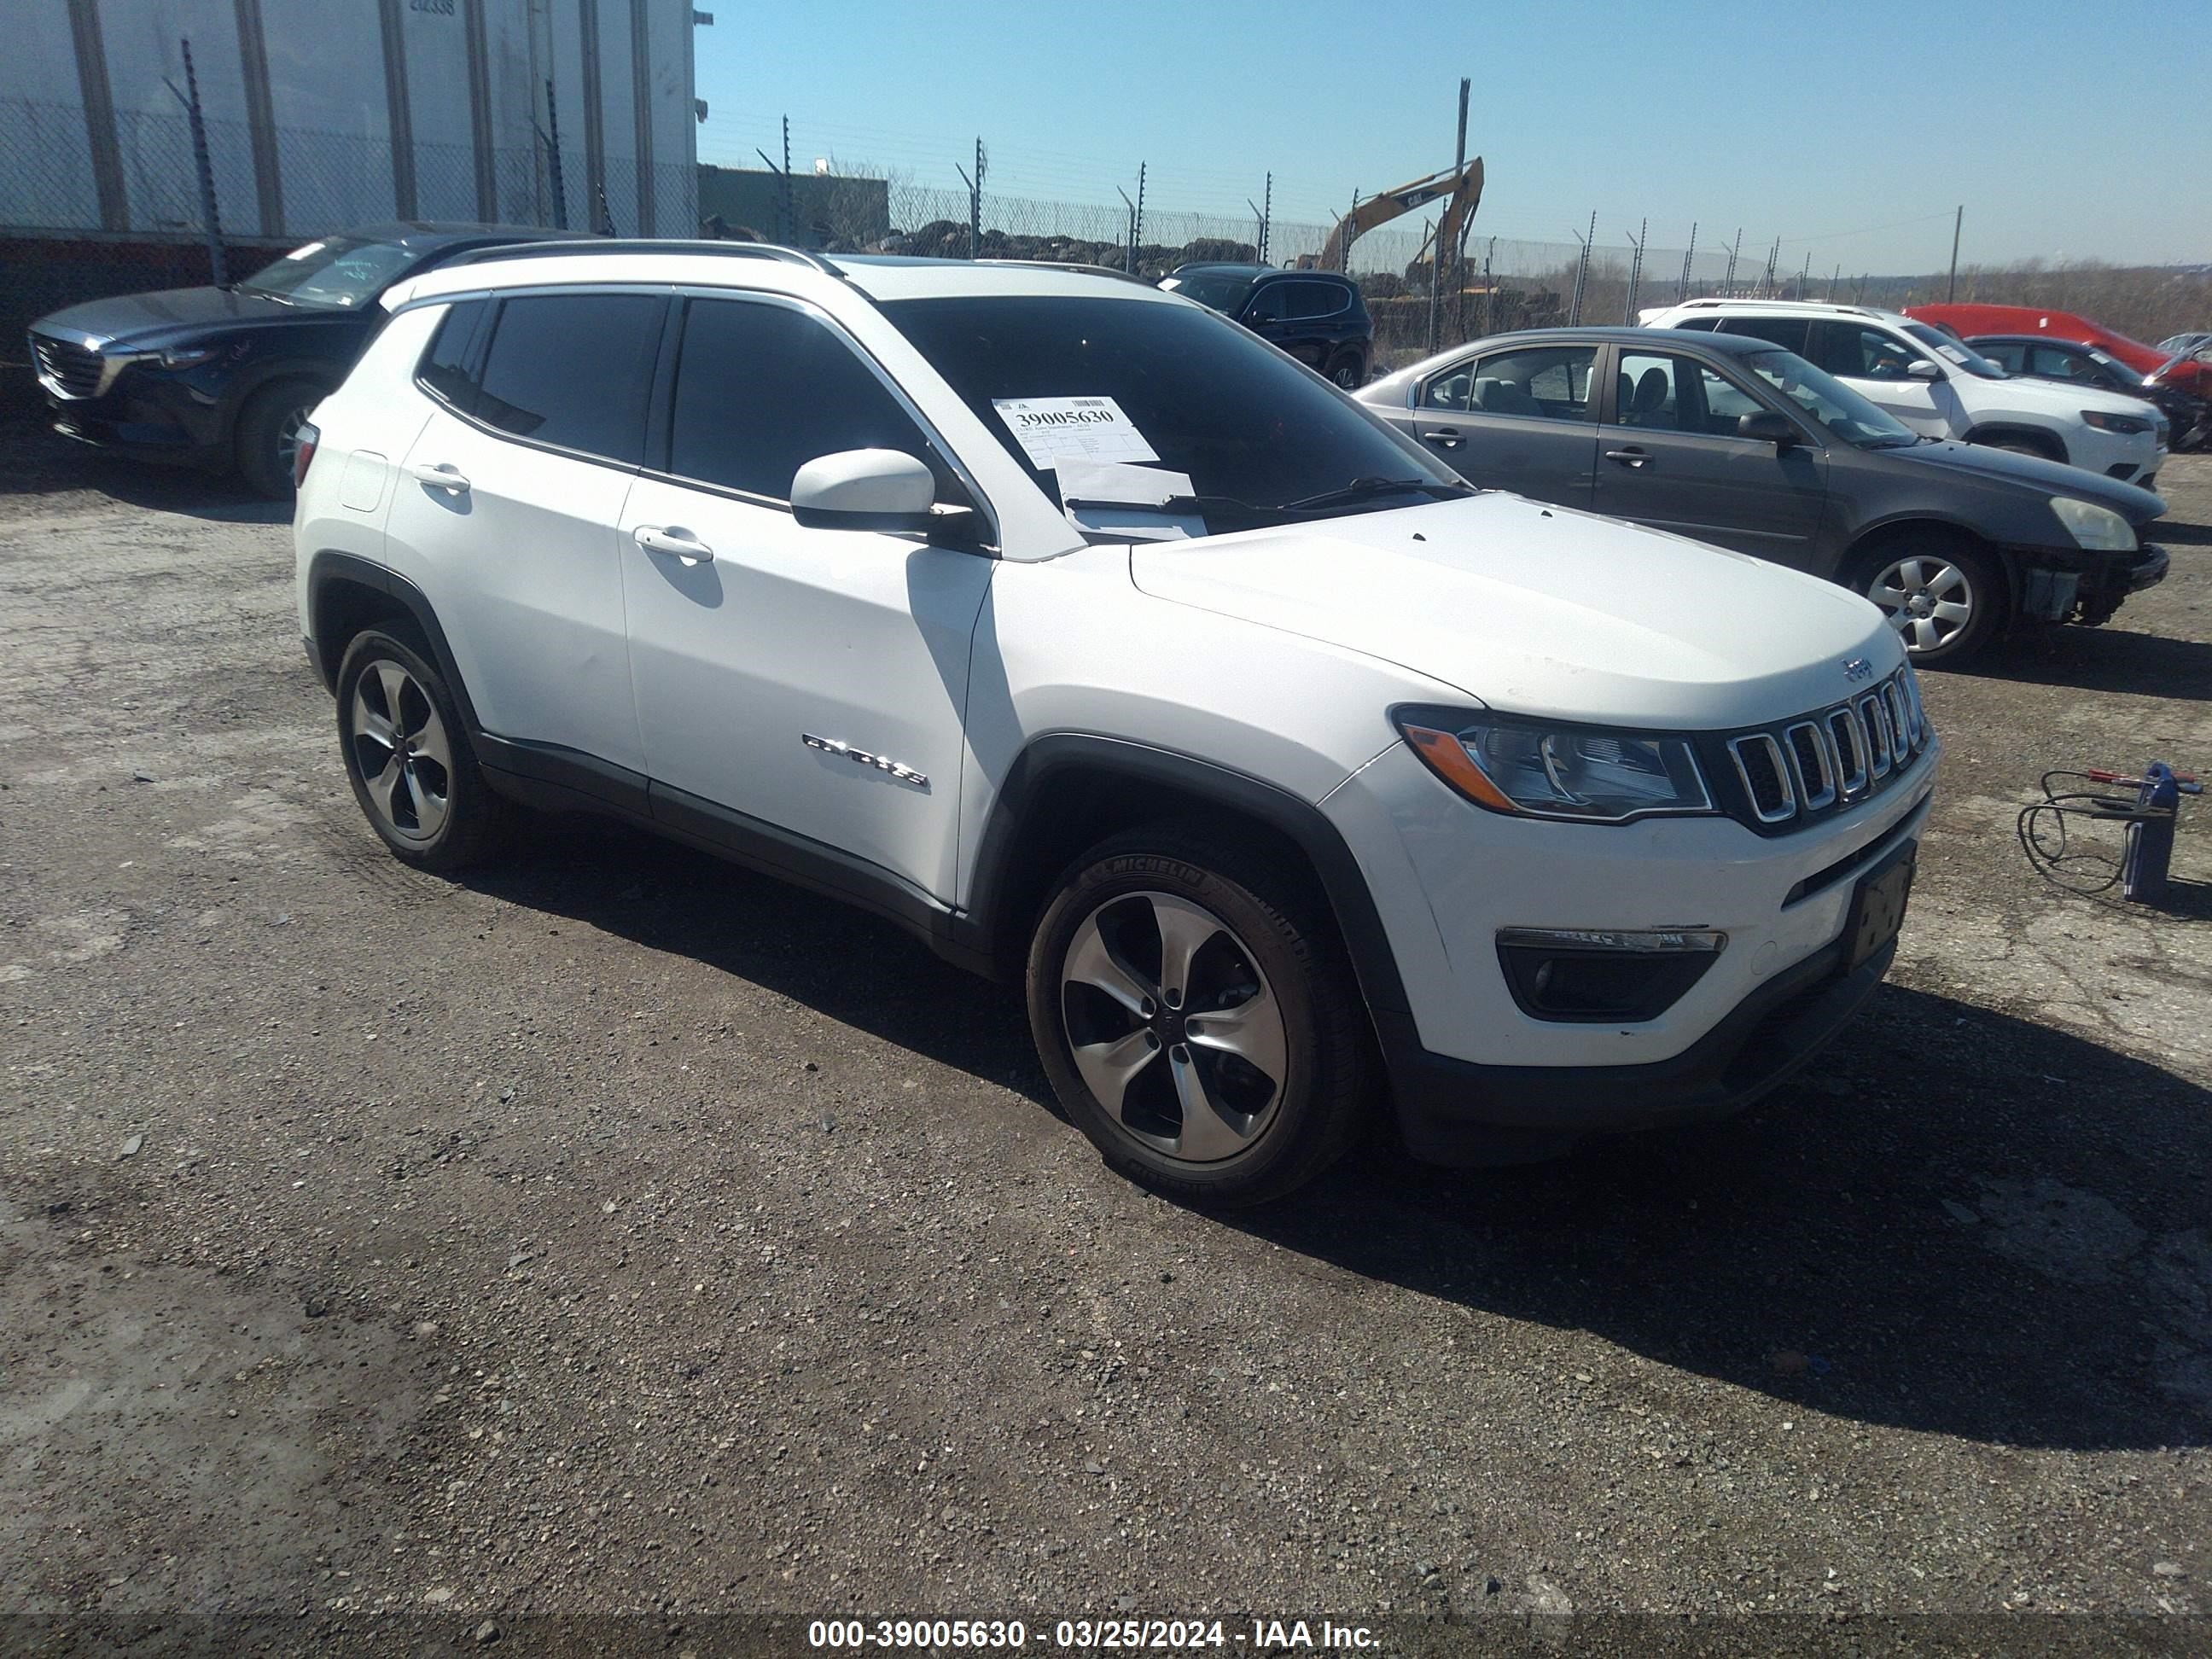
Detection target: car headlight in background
<box><xmin>2079</xmin><ymin>410</ymin><xmax>2150</xmax><ymax>435</ymax></box>
<box><xmin>2050</xmin><ymin>495</ymin><xmax>2137</xmax><ymax>551</ymax></box>
<box><xmin>1396</xmin><ymin>712</ymin><xmax>1713</xmax><ymax>823</ymax></box>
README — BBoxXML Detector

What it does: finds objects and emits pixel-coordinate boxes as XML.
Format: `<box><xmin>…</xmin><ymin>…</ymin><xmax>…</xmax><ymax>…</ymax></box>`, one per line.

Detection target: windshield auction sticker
<box><xmin>991</xmin><ymin>396</ymin><xmax>1161</xmax><ymax>470</ymax></box>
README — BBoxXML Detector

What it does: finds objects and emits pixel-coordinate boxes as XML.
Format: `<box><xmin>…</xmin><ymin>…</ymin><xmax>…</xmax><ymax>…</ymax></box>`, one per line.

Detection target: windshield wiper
<box><xmin>1281</xmin><ymin>476</ymin><xmax>1474</xmax><ymax>511</ymax></box>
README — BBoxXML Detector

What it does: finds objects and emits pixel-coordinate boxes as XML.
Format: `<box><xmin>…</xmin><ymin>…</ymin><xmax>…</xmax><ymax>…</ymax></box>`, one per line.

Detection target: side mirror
<box><xmin>790</xmin><ymin>448</ymin><xmax>937</xmax><ymax>533</ymax></box>
<box><xmin>1738</xmin><ymin>410</ymin><xmax>1802</xmax><ymax>447</ymax></box>
<box><xmin>1906</xmin><ymin>359</ymin><xmax>1942</xmax><ymax>381</ymax></box>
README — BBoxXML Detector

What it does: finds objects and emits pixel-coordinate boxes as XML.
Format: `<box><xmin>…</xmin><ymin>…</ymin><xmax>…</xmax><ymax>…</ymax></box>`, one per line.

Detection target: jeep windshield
<box><xmin>235</xmin><ymin>236</ymin><xmax>416</xmax><ymax>309</ymax></box>
<box><xmin>1741</xmin><ymin>350</ymin><xmax>1920</xmax><ymax>449</ymax></box>
<box><xmin>881</xmin><ymin>294</ymin><xmax>1460</xmax><ymax>530</ymax></box>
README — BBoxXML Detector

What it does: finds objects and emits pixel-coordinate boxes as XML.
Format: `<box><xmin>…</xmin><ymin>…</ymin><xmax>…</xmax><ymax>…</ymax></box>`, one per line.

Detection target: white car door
<box><xmin>387</xmin><ymin>289</ymin><xmax>664</xmax><ymax>776</ymax></box>
<box><xmin>617</xmin><ymin>293</ymin><xmax>990</xmax><ymax>903</ymax></box>
<box><xmin>1807</xmin><ymin>319</ymin><xmax>1965</xmax><ymax>438</ymax></box>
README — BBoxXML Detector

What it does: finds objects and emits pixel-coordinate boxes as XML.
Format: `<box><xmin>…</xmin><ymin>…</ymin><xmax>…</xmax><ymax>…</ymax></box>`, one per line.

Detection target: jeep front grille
<box><xmin>1708</xmin><ymin>667</ymin><xmax>1930</xmax><ymax>834</ymax></box>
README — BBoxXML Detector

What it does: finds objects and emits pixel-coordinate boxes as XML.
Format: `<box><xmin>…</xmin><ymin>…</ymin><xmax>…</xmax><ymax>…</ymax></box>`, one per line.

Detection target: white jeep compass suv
<box><xmin>294</xmin><ymin>243</ymin><xmax>1937</xmax><ymax>1203</ymax></box>
<box><xmin>1640</xmin><ymin>299</ymin><xmax>2168</xmax><ymax>489</ymax></box>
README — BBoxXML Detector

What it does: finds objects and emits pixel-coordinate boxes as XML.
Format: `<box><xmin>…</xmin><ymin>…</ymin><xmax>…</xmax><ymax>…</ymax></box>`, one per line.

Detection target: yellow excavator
<box><xmin>1310</xmin><ymin>156</ymin><xmax>1484</xmax><ymax>275</ymax></box>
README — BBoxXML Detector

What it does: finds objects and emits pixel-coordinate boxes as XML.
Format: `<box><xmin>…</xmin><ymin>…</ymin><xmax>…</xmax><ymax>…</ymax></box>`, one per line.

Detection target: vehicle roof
<box><xmin>1664</xmin><ymin>296</ymin><xmax>1909</xmax><ymax>323</ymax></box>
<box><xmin>386</xmin><ymin>241</ymin><xmax>1185</xmax><ymax>311</ymax></box>
<box><xmin>1965</xmin><ymin>333</ymin><xmax>2104</xmax><ymax>347</ymax></box>
<box><xmin>1473</xmin><ymin>325</ymin><xmax>1784</xmax><ymax>356</ymax></box>
<box><xmin>1170</xmin><ymin>262</ymin><xmax>1272</xmax><ymax>276</ymax></box>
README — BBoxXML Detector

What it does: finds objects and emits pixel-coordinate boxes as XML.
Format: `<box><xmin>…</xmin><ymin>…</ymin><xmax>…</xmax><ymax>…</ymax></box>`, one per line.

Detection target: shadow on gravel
<box><xmin>456</xmin><ymin>818</ymin><xmax>1057</xmax><ymax>1109</ymax></box>
<box><xmin>1239</xmin><ymin>984</ymin><xmax>2212</xmax><ymax>1453</ymax></box>
<box><xmin>0</xmin><ymin>423</ymin><xmax>288</xmax><ymax>524</ymax></box>
<box><xmin>461</xmin><ymin>821</ymin><xmax>2210</xmax><ymax>1452</ymax></box>
<box><xmin>1951</xmin><ymin>622</ymin><xmax>2212</xmax><ymax>700</ymax></box>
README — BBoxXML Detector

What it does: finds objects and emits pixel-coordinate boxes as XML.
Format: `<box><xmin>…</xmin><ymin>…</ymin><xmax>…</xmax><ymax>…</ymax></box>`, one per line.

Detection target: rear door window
<box><xmin>1284</xmin><ymin>281</ymin><xmax>1350</xmax><ymax>320</ymax></box>
<box><xmin>667</xmin><ymin>297</ymin><xmax>962</xmax><ymax>504</ymax></box>
<box><xmin>416</xmin><ymin>299</ymin><xmax>486</xmax><ymax>411</ymax></box>
<box><xmin>1448</xmin><ymin>344</ymin><xmax>1597</xmax><ymax>421</ymax></box>
<box><xmin>472</xmin><ymin>292</ymin><xmax>665</xmax><ymax>465</ymax></box>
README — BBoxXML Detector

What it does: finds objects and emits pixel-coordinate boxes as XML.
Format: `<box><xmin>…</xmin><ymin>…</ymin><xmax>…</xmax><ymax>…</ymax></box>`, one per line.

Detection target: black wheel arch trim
<box><xmin>305</xmin><ymin>552</ymin><xmax>481</xmax><ymax>732</ymax></box>
<box><xmin>960</xmin><ymin>732</ymin><xmax>1412</xmax><ymax>1016</ymax></box>
<box><xmin>1963</xmin><ymin>423</ymin><xmax>2069</xmax><ymax>463</ymax></box>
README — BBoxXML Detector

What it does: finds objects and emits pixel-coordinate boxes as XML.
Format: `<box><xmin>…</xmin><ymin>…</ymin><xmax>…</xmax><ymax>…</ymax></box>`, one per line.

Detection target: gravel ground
<box><xmin>1</xmin><ymin>429</ymin><xmax>2208</xmax><ymax>1644</ymax></box>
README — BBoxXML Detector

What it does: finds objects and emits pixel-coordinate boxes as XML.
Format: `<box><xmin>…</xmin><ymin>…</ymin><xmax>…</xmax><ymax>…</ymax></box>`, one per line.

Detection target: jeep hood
<box><xmin>1129</xmin><ymin>493</ymin><xmax>1895</xmax><ymax>729</ymax></box>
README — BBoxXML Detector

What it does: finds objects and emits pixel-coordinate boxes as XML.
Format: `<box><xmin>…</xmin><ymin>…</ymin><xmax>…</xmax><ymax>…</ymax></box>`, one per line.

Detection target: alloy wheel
<box><xmin>1868</xmin><ymin>555</ymin><xmax>1975</xmax><ymax>655</ymax></box>
<box><xmin>275</xmin><ymin>404</ymin><xmax>308</xmax><ymax>483</ymax></box>
<box><xmin>1058</xmin><ymin>890</ymin><xmax>1288</xmax><ymax>1165</ymax></box>
<box><xmin>347</xmin><ymin>659</ymin><xmax>454</xmax><ymax>842</ymax></box>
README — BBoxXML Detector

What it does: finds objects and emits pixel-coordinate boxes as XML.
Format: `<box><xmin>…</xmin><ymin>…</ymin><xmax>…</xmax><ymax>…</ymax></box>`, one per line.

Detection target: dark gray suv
<box><xmin>1358</xmin><ymin>327</ymin><xmax>2170</xmax><ymax>664</ymax></box>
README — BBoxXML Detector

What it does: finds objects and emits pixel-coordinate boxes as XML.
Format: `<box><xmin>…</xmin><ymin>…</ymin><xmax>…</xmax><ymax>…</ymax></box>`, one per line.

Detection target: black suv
<box><xmin>1358</xmin><ymin>326</ymin><xmax>2168</xmax><ymax>665</ymax></box>
<box><xmin>1967</xmin><ymin>334</ymin><xmax>2207</xmax><ymax>452</ymax></box>
<box><xmin>1159</xmin><ymin>264</ymin><xmax>1372</xmax><ymax>387</ymax></box>
<box><xmin>27</xmin><ymin>221</ymin><xmax>562</xmax><ymax>496</ymax></box>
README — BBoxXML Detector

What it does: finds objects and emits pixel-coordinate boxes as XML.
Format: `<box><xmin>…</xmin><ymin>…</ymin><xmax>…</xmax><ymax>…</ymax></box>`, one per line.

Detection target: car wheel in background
<box><xmin>1849</xmin><ymin>537</ymin><xmax>2005</xmax><ymax>667</ymax></box>
<box><xmin>1026</xmin><ymin>825</ymin><xmax>1373</xmax><ymax>1206</ymax></box>
<box><xmin>236</xmin><ymin>378</ymin><xmax>323</xmax><ymax>498</ymax></box>
<box><xmin>1326</xmin><ymin>351</ymin><xmax>1365</xmax><ymax>390</ymax></box>
<box><xmin>335</xmin><ymin>623</ymin><xmax>509</xmax><ymax>871</ymax></box>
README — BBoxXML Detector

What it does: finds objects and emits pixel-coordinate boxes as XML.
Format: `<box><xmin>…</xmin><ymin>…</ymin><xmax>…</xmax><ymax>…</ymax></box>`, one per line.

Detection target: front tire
<box><xmin>235</xmin><ymin>378</ymin><xmax>323</xmax><ymax>498</ymax></box>
<box><xmin>1025</xmin><ymin>825</ymin><xmax>1373</xmax><ymax>1206</ymax></box>
<box><xmin>335</xmin><ymin>624</ymin><xmax>509</xmax><ymax>871</ymax></box>
<box><xmin>1848</xmin><ymin>537</ymin><xmax>2005</xmax><ymax>667</ymax></box>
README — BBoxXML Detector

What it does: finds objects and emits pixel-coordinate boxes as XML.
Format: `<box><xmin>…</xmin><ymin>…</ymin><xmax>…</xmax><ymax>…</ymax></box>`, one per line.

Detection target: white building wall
<box><xmin>0</xmin><ymin>0</ymin><xmax>697</xmax><ymax>241</ymax></box>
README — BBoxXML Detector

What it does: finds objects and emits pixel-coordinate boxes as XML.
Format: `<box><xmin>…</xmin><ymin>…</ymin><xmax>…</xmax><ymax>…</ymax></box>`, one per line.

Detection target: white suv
<box><xmin>294</xmin><ymin>243</ymin><xmax>1937</xmax><ymax>1203</ymax></box>
<box><xmin>1639</xmin><ymin>299</ymin><xmax>2168</xmax><ymax>489</ymax></box>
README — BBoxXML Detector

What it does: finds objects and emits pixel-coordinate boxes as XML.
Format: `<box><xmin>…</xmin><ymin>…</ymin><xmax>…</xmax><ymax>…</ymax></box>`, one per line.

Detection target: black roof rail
<box><xmin>440</xmin><ymin>238</ymin><xmax>838</xmax><ymax>274</ymax></box>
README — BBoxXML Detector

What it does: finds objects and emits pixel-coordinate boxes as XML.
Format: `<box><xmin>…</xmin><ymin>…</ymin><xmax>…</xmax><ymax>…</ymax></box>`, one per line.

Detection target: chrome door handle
<box><xmin>1604</xmin><ymin>447</ymin><xmax>1650</xmax><ymax>468</ymax></box>
<box><xmin>1419</xmin><ymin>427</ymin><xmax>1464</xmax><ymax>447</ymax></box>
<box><xmin>634</xmin><ymin>524</ymin><xmax>713</xmax><ymax>564</ymax></box>
<box><xmin>408</xmin><ymin>462</ymin><xmax>469</xmax><ymax>492</ymax></box>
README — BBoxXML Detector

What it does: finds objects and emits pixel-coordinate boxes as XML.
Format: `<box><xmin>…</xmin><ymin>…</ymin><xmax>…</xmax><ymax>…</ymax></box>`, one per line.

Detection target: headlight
<box><xmin>2080</xmin><ymin>409</ymin><xmax>2149</xmax><ymax>435</ymax></box>
<box><xmin>157</xmin><ymin>343</ymin><xmax>221</xmax><ymax>370</ymax></box>
<box><xmin>2050</xmin><ymin>495</ymin><xmax>2136</xmax><ymax>551</ymax></box>
<box><xmin>1396</xmin><ymin>711</ymin><xmax>1714</xmax><ymax>824</ymax></box>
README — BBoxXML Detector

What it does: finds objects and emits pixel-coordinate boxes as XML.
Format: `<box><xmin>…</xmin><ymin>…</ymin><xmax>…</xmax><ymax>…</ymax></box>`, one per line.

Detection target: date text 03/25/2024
<box><xmin>806</xmin><ymin>1620</ymin><xmax>1377</xmax><ymax>1650</ymax></box>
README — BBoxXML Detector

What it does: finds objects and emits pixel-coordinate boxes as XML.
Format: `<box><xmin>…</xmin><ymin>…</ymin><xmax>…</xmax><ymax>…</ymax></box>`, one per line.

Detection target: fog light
<box><xmin>1497</xmin><ymin>928</ymin><xmax>1726</xmax><ymax>1023</ymax></box>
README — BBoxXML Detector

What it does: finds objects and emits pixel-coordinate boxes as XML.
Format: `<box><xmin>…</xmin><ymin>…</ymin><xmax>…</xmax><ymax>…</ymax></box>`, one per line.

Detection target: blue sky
<box><xmin>694</xmin><ymin>0</ymin><xmax>2210</xmax><ymax>272</ymax></box>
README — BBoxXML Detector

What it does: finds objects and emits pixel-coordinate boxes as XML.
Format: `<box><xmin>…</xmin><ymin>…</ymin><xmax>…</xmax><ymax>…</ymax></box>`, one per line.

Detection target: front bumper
<box><xmin>1323</xmin><ymin>736</ymin><xmax>1936</xmax><ymax>1161</ymax></box>
<box><xmin>29</xmin><ymin>335</ymin><xmax>228</xmax><ymax>466</ymax></box>
<box><xmin>1379</xmin><ymin>928</ymin><xmax>1896</xmax><ymax>1164</ymax></box>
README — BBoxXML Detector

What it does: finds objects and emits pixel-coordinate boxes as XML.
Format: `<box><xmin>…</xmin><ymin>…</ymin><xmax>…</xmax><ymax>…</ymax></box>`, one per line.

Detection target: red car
<box><xmin>1908</xmin><ymin>303</ymin><xmax>2211</xmax><ymax>397</ymax></box>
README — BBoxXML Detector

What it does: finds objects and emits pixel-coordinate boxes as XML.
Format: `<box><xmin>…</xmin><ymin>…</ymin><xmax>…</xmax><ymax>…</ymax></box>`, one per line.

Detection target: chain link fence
<box><xmin>1</xmin><ymin>93</ymin><xmax>695</xmax><ymax>414</ymax></box>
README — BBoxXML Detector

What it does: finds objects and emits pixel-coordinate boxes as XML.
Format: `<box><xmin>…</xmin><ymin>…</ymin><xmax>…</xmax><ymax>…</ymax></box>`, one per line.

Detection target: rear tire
<box><xmin>235</xmin><ymin>378</ymin><xmax>323</xmax><ymax>498</ymax></box>
<box><xmin>335</xmin><ymin>622</ymin><xmax>509</xmax><ymax>871</ymax></box>
<box><xmin>1847</xmin><ymin>536</ymin><xmax>2005</xmax><ymax>667</ymax></box>
<box><xmin>1326</xmin><ymin>350</ymin><xmax>1366</xmax><ymax>390</ymax></box>
<box><xmin>1025</xmin><ymin>824</ymin><xmax>1374</xmax><ymax>1206</ymax></box>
